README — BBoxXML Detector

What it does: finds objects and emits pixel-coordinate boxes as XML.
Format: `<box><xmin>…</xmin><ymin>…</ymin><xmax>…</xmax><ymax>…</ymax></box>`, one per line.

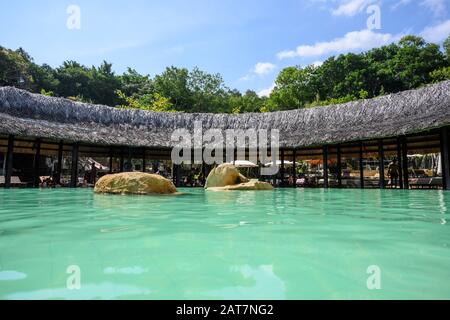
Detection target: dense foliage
<box><xmin>1</xmin><ymin>35</ymin><xmax>449</xmax><ymax>113</ymax></box>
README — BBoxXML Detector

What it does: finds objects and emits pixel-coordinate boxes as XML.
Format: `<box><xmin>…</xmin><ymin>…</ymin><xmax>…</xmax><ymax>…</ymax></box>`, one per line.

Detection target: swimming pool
<box><xmin>0</xmin><ymin>188</ymin><xmax>449</xmax><ymax>300</ymax></box>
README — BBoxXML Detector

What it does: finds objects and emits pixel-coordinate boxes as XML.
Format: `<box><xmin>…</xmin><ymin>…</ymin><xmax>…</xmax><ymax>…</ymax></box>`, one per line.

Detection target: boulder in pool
<box><xmin>208</xmin><ymin>180</ymin><xmax>273</xmax><ymax>191</ymax></box>
<box><xmin>204</xmin><ymin>163</ymin><xmax>249</xmax><ymax>189</ymax></box>
<box><xmin>94</xmin><ymin>172</ymin><xmax>177</xmax><ymax>195</ymax></box>
<box><xmin>205</xmin><ymin>163</ymin><xmax>273</xmax><ymax>191</ymax></box>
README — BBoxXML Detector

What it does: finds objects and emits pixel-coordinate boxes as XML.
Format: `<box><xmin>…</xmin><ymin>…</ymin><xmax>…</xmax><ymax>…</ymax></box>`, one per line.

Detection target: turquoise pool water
<box><xmin>0</xmin><ymin>188</ymin><xmax>449</xmax><ymax>300</ymax></box>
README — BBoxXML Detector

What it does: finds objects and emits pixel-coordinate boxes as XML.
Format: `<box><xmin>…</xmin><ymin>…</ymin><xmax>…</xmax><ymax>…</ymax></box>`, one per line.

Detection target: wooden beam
<box><xmin>70</xmin><ymin>143</ymin><xmax>79</xmax><ymax>188</ymax></box>
<box><xmin>142</xmin><ymin>148</ymin><xmax>146</xmax><ymax>173</ymax></box>
<box><xmin>201</xmin><ymin>148</ymin><xmax>206</xmax><ymax>186</ymax></box>
<box><xmin>109</xmin><ymin>147</ymin><xmax>113</xmax><ymax>174</ymax></box>
<box><xmin>172</xmin><ymin>163</ymin><xmax>176</xmax><ymax>186</ymax></box>
<box><xmin>56</xmin><ymin>140</ymin><xmax>63</xmax><ymax>185</ymax></box>
<box><xmin>337</xmin><ymin>145</ymin><xmax>342</xmax><ymax>188</ymax></box>
<box><xmin>4</xmin><ymin>135</ymin><xmax>14</xmax><ymax>189</ymax></box>
<box><xmin>127</xmin><ymin>147</ymin><xmax>132</xmax><ymax>172</ymax></box>
<box><xmin>323</xmin><ymin>145</ymin><xmax>329</xmax><ymax>188</ymax></box>
<box><xmin>401</xmin><ymin>138</ymin><xmax>409</xmax><ymax>189</ymax></box>
<box><xmin>33</xmin><ymin>138</ymin><xmax>41</xmax><ymax>188</ymax></box>
<box><xmin>359</xmin><ymin>142</ymin><xmax>364</xmax><ymax>189</ymax></box>
<box><xmin>119</xmin><ymin>148</ymin><xmax>124</xmax><ymax>172</ymax></box>
<box><xmin>441</xmin><ymin>127</ymin><xmax>450</xmax><ymax>190</ymax></box>
<box><xmin>397</xmin><ymin>138</ymin><xmax>403</xmax><ymax>189</ymax></box>
<box><xmin>378</xmin><ymin>140</ymin><xmax>385</xmax><ymax>189</ymax></box>
<box><xmin>292</xmin><ymin>148</ymin><xmax>297</xmax><ymax>188</ymax></box>
<box><xmin>175</xmin><ymin>164</ymin><xmax>181</xmax><ymax>187</ymax></box>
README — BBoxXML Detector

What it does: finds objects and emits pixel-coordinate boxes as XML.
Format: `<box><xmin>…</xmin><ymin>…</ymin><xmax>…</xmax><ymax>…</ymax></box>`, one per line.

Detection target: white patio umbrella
<box><xmin>80</xmin><ymin>158</ymin><xmax>108</xmax><ymax>171</ymax></box>
<box><xmin>264</xmin><ymin>160</ymin><xmax>294</xmax><ymax>167</ymax></box>
<box><xmin>227</xmin><ymin>160</ymin><xmax>258</xmax><ymax>168</ymax></box>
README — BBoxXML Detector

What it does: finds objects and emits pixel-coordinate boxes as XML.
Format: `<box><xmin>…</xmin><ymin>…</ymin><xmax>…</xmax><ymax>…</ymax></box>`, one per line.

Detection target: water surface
<box><xmin>0</xmin><ymin>188</ymin><xmax>449</xmax><ymax>299</ymax></box>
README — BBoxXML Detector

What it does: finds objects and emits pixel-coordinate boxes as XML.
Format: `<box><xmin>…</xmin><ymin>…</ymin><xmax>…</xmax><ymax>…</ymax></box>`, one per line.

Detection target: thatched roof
<box><xmin>0</xmin><ymin>81</ymin><xmax>449</xmax><ymax>148</ymax></box>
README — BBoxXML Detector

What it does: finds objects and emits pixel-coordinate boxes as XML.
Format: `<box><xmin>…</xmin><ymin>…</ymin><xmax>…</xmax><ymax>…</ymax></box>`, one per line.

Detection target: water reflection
<box><xmin>0</xmin><ymin>271</ymin><xmax>27</xmax><ymax>281</ymax></box>
<box><xmin>205</xmin><ymin>265</ymin><xmax>286</xmax><ymax>300</ymax></box>
<box><xmin>5</xmin><ymin>282</ymin><xmax>152</xmax><ymax>300</ymax></box>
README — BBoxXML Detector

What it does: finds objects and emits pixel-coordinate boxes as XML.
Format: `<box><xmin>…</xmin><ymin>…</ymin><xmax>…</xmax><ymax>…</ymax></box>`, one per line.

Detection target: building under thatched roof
<box><xmin>0</xmin><ymin>81</ymin><xmax>449</xmax><ymax>149</ymax></box>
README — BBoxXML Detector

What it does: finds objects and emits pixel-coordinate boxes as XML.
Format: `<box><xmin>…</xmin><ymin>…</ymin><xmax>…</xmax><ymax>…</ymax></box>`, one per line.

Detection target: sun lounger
<box><xmin>409</xmin><ymin>177</ymin><xmax>442</xmax><ymax>189</ymax></box>
<box><xmin>0</xmin><ymin>176</ymin><xmax>27</xmax><ymax>187</ymax></box>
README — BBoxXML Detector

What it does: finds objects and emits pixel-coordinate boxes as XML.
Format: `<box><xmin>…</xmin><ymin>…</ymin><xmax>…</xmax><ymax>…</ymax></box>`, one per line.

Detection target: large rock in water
<box><xmin>207</xmin><ymin>180</ymin><xmax>274</xmax><ymax>191</ymax></box>
<box><xmin>205</xmin><ymin>163</ymin><xmax>273</xmax><ymax>191</ymax></box>
<box><xmin>204</xmin><ymin>163</ymin><xmax>249</xmax><ymax>188</ymax></box>
<box><xmin>94</xmin><ymin>172</ymin><xmax>177</xmax><ymax>195</ymax></box>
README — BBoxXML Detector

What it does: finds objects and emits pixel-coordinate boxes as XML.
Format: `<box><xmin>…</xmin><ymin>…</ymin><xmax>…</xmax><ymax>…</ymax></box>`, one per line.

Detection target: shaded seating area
<box><xmin>0</xmin><ymin>81</ymin><xmax>449</xmax><ymax>190</ymax></box>
<box><xmin>0</xmin><ymin>176</ymin><xmax>26</xmax><ymax>187</ymax></box>
<box><xmin>409</xmin><ymin>177</ymin><xmax>443</xmax><ymax>189</ymax></box>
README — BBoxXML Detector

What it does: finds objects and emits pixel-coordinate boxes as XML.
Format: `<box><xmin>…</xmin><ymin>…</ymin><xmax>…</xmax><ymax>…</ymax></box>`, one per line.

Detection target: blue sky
<box><xmin>1</xmin><ymin>0</ymin><xmax>449</xmax><ymax>95</ymax></box>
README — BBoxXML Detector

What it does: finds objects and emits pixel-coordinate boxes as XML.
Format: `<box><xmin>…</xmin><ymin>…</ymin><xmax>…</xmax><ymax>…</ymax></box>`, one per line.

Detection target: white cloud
<box><xmin>239</xmin><ymin>62</ymin><xmax>276</xmax><ymax>82</ymax></box>
<box><xmin>257</xmin><ymin>83</ymin><xmax>275</xmax><ymax>97</ymax></box>
<box><xmin>420</xmin><ymin>0</ymin><xmax>446</xmax><ymax>16</ymax></box>
<box><xmin>253</xmin><ymin>62</ymin><xmax>276</xmax><ymax>75</ymax></box>
<box><xmin>391</xmin><ymin>0</ymin><xmax>411</xmax><ymax>10</ymax></box>
<box><xmin>331</xmin><ymin>0</ymin><xmax>375</xmax><ymax>16</ymax></box>
<box><xmin>277</xmin><ymin>29</ymin><xmax>396</xmax><ymax>59</ymax></box>
<box><xmin>420</xmin><ymin>19</ymin><xmax>450</xmax><ymax>43</ymax></box>
<box><xmin>312</xmin><ymin>60</ymin><xmax>324</xmax><ymax>67</ymax></box>
<box><xmin>238</xmin><ymin>74</ymin><xmax>253</xmax><ymax>82</ymax></box>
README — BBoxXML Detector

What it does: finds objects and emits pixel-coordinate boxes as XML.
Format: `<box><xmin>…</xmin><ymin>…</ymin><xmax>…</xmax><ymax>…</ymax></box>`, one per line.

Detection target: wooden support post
<box><xmin>128</xmin><ymin>148</ymin><xmax>132</xmax><ymax>172</ymax></box>
<box><xmin>359</xmin><ymin>142</ymin><xmax>364</xmax><ymax>189</ymax></box>
<box><xmin>4</xmin><ymin>135</ymin><xmax>14</xmax><ymax>189</ymax></box>
<box><xmin>323</xmin><ymin>145</ymin><xmax>329</xmax><ymax>189</ymax></box>
<box><xmin>337</xmin><ymin>145</ymin><xmax>342</xmax><ymax>188</ymax></box>
<box><xmin>70</xmin><ymin>143</ymin><xmax>79</xmax><ymax>188</ymax></box>
<box><xmin>222</xmin><ymin>148</ymin><xmax>227</xmax><ymax>165</ymax></box>
<box><xmin>271</xmin><ymin>149</ymin><xmax>276</xmax><ymax>186</ymax></box>
<box><xmin>292</xmin><ymin>149</ymin><xmax>297</xmax><ymax>188</ymax></box>
<box><xmin>33</xmin><ymin>138</ymin><xmax>41</xmax><ymax>188</ymax></box>
<box><xmin>176</xmin><ymin>164</ymin><xmax>181</xmax><ymax>187</ymax></box>
<box><xmin>401</xmin><ymin>138</ymin><xmax>409</xmax><ymax>189</ymax></box>
<box><xmin>142</xmin><ymin>149</ymin><xmax>146</xmax><ymax>173</ymax></box>
<box><xmin>120</xmin><ymin>148</ymin><xmax>124</xmax><ymax>172</ymax></box>
<box><xmin>441</xmin><ymin>127</ymin><xmax>450</xmax><ymax>190</ymax></box>
<box><xmin>201</xmin><ymin>148</ymin><xmax>206</xmax><ymax>186</ymax></box>
<box><xmin>378</xmin><ymin>140</ymin><xmax>385</xmax><ymax>189</ymax></box>
<box><xmin>109</xmin><ymin>147</ymin><xmax>113</xmax><ymax>174</ymax></box>
<box><xmin>172</xmin><ymin>163</ymin><xmax>176</xmax><ymax>185</ymax></box>
<box><xmin>56</xmin><ymin>140</ymin><xmax>63</xmax><ymax>185</ymax></box>
<box><xmin>397</xmin><ymin>138</ymin><xmax>403</xmax><ymax>189</ymax></box>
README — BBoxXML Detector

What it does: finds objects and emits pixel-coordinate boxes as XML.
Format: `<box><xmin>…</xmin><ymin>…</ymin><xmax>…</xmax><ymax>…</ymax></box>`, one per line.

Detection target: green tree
<box><xmin>270</xmin><ymin>65</ymin><xmax>319</xmax><ymax>110</ymax></box>
<box><xmin>116</xmin><ymin>90</ymin><xmax>174</xmax><ymax>112</ymax></box>
<box><xmin>392</xmin><ymin>35</ymin><xmax>445</xmax><ymax>89</ymax></box>
<box><xmin>443</xmin><ymin>35</ymin><xmax>450</xmax><ymax>63</ymax></box>
<box><xmin>0</xmin><ymin>46</ymin><xmax>35</xmax><ymax>90</ymax></box>
<box><xmin>1</xmin><ymin>34</ymin><xmax>448</xmax><ymax>114</ymax></box>
<box><xmin>54</xmin><ymin>61</ymin><xmax>92</xmax><ymax>102</ymax></box>
<box><xmin>187</xmin><ymin>67</ymin><xmax>229</xmax><ymax>113</ymax></box>
<box><xmin>430</xmin><ymin>66</ymin><xmax>450</xmax><ymax>82</ymax></box>
<box><xmin>153</xmin><ymin>66</ymin><xmax>191</xmax><ymax>111</ymax></box>
<box><xmin>118</xmin><ymin>68</ymin><xmax>153</xmax><ymax>98</ymax></box>
<box><xmin>89</xmin><ymin>61</ymin><xmax>121</xmax><ymax>105</ymax></box>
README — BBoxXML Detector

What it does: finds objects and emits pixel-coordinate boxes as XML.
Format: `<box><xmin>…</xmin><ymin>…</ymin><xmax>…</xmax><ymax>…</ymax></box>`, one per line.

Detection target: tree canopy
<box><xmin>0</xmin><ymin>34</ymin><xmax>449</xmax><ymax>113</ymax></box>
